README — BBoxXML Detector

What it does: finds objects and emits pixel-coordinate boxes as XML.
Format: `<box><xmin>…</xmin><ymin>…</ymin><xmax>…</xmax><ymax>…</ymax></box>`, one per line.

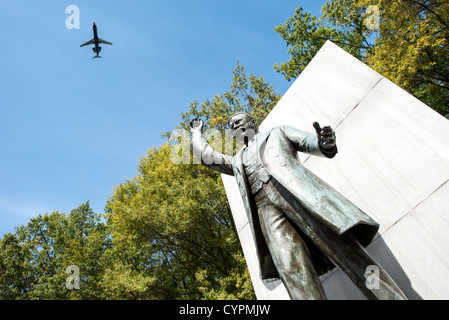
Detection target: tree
<box><xmin>0</xmin><ymin>233</ymin><xmax>34</xmax><ymax>299</ymax></box>
<box><xmin>360</xmin><ymin>0</ymin><xmax>449</xmax><ymax>116</ymax></box>
<box><xmin>273</xmin><ymin>1</ymin><xmax>371</xmax><ymax>81</ymax></box>
<box><xmin>175</xmin><ymin>61</ymin><xmax>282</xmax><ymax>135</ymax></box>
<box><xmin>104</xmin><ymin>143</ymin><xmax>254</xmax><ymax>299</ymax></box>
<box><xmin>274</xmin><ymin>0</ymin><xmax>449</xmax><ymax>117</ymax></box>
<box><xmin>0</xmin><ymin>202</ymin><xmax>110</xmax><ymax>299</ymax></box>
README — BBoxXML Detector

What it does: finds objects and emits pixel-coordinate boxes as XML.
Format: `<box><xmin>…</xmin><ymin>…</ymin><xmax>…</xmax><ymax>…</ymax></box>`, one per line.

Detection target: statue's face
<box><xmin>229</xmin><ymin>113</ymin><xmax>258</xmax><ymax>143</ymax></box>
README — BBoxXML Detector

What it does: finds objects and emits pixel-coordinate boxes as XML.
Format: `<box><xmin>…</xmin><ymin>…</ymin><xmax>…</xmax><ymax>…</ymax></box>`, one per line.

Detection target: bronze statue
<box><xmin>190</xmin><ymin>113</ymin><xmax>407</xmax><ymax>300</ymax></box>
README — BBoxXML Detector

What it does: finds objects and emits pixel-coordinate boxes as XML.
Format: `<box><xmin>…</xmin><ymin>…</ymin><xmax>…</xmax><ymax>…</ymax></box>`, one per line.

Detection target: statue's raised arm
<box><xmin>189</xmin><ymin>118</ymin><xmax>234</xmax><ymax>176</ymax></box>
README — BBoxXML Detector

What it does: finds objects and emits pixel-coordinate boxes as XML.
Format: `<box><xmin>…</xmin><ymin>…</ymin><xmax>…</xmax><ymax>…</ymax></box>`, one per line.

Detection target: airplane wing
<box><xmin>98</xmin><ymin>38</ymin><xmax>113</xmax><ymax>45</ymax></box>
<box><xmin>80</xmin><ymin>38</ymin><xmax>95</xmax><ymax>47</ymax></box>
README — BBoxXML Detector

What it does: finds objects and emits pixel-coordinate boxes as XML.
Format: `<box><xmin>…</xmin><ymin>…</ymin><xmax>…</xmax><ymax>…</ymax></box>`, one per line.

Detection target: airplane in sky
<box><xmin>80</xmin><ymin>21</ymin><xmax>113</xmax><ymax>59</ymax></box>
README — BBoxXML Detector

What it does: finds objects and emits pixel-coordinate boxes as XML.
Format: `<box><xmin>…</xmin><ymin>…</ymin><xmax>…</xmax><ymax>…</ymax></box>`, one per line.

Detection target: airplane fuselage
<box><xmin>92</xmin><ymin>23</ymin><xmax>100</xmax><ymax>56</ymax></box>
<box><xmin>80</xmin><ymin>21</ymin><xmax>112</xmax><ymax>59</ymax></box>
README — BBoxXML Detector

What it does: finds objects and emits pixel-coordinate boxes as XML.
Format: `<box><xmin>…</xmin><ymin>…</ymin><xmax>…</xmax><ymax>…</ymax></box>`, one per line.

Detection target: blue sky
<box><xmin>0</xmin><ymin>0</ymin><xmax>325</xmax><ymax>237</ymax></box>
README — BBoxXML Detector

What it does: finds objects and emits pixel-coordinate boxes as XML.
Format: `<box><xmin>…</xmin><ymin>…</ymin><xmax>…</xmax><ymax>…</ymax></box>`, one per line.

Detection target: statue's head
<box><xmin>228</xmin><ymin>112</ymin><xmax>259</xmax><ymax>144</ymax></box>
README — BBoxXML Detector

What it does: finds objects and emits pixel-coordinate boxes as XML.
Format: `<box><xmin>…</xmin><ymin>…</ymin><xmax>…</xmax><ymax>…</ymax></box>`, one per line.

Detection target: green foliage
<box><xmin>0</xmin><ymin>233</ymin><xmax>34</xmax><ymax>299</ymax></box>
<box><xmin>175</xmin><ymin>61</ymin><xmax>281</xmax><ymax>135</ymax></box>
<box><xmin>274</xmin><ymin>1</ymin><xmax>371</xmax><ymax>81</ymax></box>
<box><xmin>274</xmin><ymin>0</ymin><xmax>449</xmax><ymax>116</ymax></box>
<box><xmin>360</xmin><ymin>0</ymin><xmax>449</xmax><ymax>116</ymax></box>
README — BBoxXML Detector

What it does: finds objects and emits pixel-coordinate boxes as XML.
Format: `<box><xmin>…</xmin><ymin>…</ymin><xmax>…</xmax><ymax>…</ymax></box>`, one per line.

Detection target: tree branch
<box><xmin>406</xmin><ymin>0</ymin><xmax>449</xmax><ymax>28</ymax></box>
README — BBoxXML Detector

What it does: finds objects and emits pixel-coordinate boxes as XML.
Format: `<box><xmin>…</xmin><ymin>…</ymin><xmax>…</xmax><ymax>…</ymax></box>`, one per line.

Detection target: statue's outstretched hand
<box><xmin>190</xmin><ymin>118</ymin><xmax>204</xmax><ymax>133</ymax></box>
<box><xmin>313</xmin><ymin>122</ymin><xmax>336</xmax><ymax>149</ymax></box>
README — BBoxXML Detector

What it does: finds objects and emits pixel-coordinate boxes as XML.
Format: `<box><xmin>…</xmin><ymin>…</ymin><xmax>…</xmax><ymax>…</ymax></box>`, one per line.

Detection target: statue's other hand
<box><xmin>313</xmin><ymin>122</ymin><xmax>336</xmax><ymax>149</ymax></box>
<box><xmin>190</xmin><ymin>118</ymin><xmax>204</xmax><ymax>132</ymax></box>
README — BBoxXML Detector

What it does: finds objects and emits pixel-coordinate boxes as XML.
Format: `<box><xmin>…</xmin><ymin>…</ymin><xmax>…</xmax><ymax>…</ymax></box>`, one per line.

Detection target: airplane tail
<box><xmin>93</xmin><ymin>55</ymin><xmax>102</xmax><ymax>59</ymax></box>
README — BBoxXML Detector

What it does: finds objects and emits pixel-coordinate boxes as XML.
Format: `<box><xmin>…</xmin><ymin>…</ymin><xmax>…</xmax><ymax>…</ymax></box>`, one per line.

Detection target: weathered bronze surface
<box><xmin>190</xmin><ymin>113</ymin><xmax>407</xmax><ymax>300</ymax></box>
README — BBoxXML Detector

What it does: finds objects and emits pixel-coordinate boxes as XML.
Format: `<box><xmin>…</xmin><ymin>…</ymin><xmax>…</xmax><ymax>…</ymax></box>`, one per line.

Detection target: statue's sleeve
<box><xmin>190</xmin><ymin>131</ymin><xmax>235</xmax><ymax>176</ymax></box>
<box><xmin>281</xmin><ymin>125</ymin><xmax>338</xmax><ymax>159</ymax></box>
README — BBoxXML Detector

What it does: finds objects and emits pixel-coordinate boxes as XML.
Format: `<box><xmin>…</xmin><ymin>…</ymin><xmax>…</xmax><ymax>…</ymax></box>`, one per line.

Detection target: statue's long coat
<box><xmin>193</xmin><ymin>125</ymin><xmax>379</xmax><ymax>280</ymax></box>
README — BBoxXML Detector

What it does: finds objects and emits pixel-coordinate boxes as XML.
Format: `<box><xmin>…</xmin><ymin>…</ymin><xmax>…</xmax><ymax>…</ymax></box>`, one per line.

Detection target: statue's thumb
<box><xmin>313</xmin><ymin>122</ymin><xmax>322</xmax><ymax>135</ymax></box>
